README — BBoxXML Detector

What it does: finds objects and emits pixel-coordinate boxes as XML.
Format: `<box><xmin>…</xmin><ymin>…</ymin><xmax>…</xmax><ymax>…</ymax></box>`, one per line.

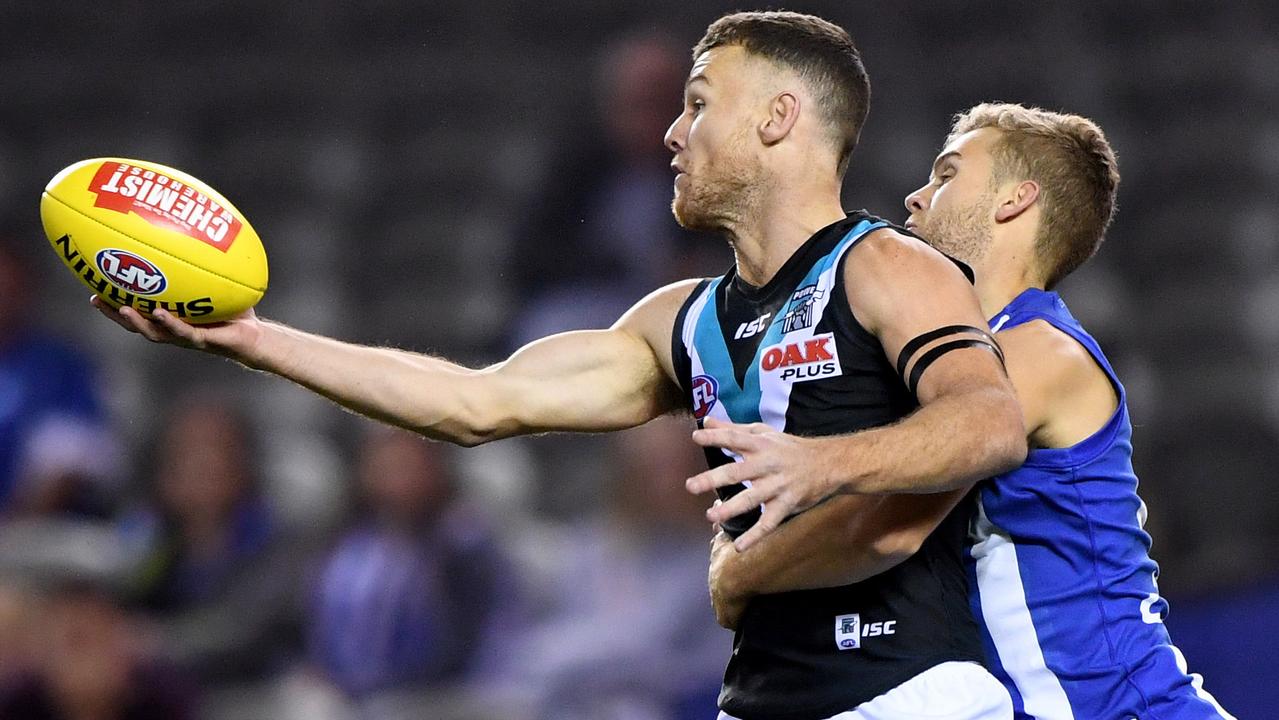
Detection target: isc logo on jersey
<box><xmin>834</xmin><ymin>613</ymin><xmax>897</xmax><ymax>650</ymax></box>
<box><xmin>760</xmin><ymin>333</ymin><xmax>842</xmax><ymax>383</ymax></box>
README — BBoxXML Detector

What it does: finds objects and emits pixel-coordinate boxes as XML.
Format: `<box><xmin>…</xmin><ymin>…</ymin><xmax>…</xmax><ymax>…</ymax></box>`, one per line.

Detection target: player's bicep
<box><xmin>486</xmin><ymin>280</ymin><xmax>699</xmax><ymax>434</ymax></box>
<box><xmin>845</xmin><ymin>231</ymin><xmax>1007</xmax><ymax>404</ymax></box>
<box><xmin>487</xmin><ymin>328</ymin><xmax>677</xmax><ymax>433</ymax></box>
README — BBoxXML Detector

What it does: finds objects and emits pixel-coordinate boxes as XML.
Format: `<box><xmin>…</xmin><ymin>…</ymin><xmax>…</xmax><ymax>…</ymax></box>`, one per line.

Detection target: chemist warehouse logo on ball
<box><xmin>760</xmin><ymin>333</ymin><xmax>842</xmax><ymax>383</ymax></box>
<box><xmin>95</xmin><ymin>249</ymin><xmax>166</xmax><ymax>296</ymax></box>
<box><xmin>88</xmin><ymin>162</ymin><xmax>242</xmax><ymax>252</ymax></box>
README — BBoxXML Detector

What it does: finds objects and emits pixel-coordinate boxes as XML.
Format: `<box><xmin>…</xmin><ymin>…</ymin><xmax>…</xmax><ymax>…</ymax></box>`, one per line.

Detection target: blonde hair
<box><xmin>950</xmin><ymin>103</ymin><xmax>1120</xmax><ymax>288</ymax></box>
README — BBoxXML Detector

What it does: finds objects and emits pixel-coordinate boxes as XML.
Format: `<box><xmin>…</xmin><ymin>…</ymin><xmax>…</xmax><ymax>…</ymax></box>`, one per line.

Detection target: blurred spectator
<box><xmin>493</xmin><ymin>417</ymin><xmax>728</xmax><ymax>720</ymax></box>
<box><xmin>0</xmin><ymin>238</ymin><xmax>117</xmax><ymax>519</ymax></box>
<box><xmin>306</xmin><ymin>426</ymin><xmax>512</xmax><ymax>702</ymax></box>
<box><xmin>506</xmin><ymin>31</ymin><xmax>730</xmax><ymax>347</ymax></box>
<box><xmin>0</xmin><ymin>582</ymin><xmax>195</xmax><ymax>720</ymax></box>
<box><xmin>0</xmin><ymin>583</ymin><xmax>39</xmax><ymax>692</ymax></box>
<box><xmin>121</xmin><ymin>394</ymin><xmax>307</xmax><ymax>686</ymax></box>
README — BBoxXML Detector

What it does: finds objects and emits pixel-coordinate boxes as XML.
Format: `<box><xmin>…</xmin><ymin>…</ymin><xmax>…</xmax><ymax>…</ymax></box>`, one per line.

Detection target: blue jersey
<box><xmin>967</xmin><ymin>288</ymin><xmax>1233</xmax><ymax>720</ymax></box>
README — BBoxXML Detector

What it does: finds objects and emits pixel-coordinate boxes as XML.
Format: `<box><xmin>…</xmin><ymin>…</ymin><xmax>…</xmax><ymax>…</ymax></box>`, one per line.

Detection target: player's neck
<box><xmin>971</xmin><ymin>232</ymin><xmax>1048</xmax><ymax>319</ymax></box>
<box><xmin>975</xmin><ymin>263</ymin><xmax>1047</xmax><ymax>320</ymax></box>
<box><xmin>726</xmin><ymin>187</ymin><xmax>845</xmax><ymax>288</ymax></box>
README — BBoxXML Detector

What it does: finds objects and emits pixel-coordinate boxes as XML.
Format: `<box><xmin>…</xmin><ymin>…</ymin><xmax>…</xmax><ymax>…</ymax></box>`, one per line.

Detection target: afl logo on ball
<box><xmin>95</xmin><ymin>249</ymin><xmax>167</xmax><ymax>296</ymax></box>
<box><xmin>691</xmin><ymin>374</ymin><xmax>719</xmax><ymax>419</ymax></box>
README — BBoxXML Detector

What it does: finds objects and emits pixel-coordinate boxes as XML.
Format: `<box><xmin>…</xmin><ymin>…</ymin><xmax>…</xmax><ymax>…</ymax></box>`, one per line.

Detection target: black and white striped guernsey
<box><xmin>672</xmin><ymin>212</ymin><xmax>985</xmax><ymax>720</ymax></box>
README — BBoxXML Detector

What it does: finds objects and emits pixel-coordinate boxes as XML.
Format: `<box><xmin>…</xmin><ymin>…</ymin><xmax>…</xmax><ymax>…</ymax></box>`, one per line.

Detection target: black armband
<box><xmin>895</xmin><ymin>325</ymin><xmax>1005</xmax><ymax>396</ymax></box>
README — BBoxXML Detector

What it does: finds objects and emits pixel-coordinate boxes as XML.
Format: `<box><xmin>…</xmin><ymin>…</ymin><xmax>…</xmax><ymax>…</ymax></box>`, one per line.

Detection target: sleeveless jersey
<box><xmin>672</xmin><ymin>212</ymin><xmax>985</xmax><ymax>720</ymax></box>
<box><xmin>968</xmin><ymin>288</ymin><xmax>1234</xmax><ymax>720</ymax></box>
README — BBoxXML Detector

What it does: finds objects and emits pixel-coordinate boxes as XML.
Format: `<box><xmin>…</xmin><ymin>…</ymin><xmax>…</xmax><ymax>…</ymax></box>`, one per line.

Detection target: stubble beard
<box><xmin>670</xmin><ymin>131</ymin><xmax>763</xmax><ymax>234</ymax></box>
<box><xmin>915</xmin><ymin>193</ymin><xmax>996</xmax><ymax>267</ymax></box>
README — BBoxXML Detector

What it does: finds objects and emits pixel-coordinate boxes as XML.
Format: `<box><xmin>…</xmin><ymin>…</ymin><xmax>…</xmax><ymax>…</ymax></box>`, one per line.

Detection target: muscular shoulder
<box><xmin>615</xmin><ymin>279</ymin><xmax>704</xmax><ymax>334</ymax></box>
<box><xmin>845</xmin><ymin>228</ymin><xmax>956</xmax><ymax>277</ymax></box>
<box><xmin>997</xmin><ymin>319</ymin><xmax>1117</xmax><ymax>447</ymax></box>
<box><xmin>614</xmin><ymin>278</ymin><xmax>706</xmax><ymax>380</ymax></box>
<box><xmin>842</xmin><ymin>228</ymin><xmax>976</xmax><ymax>337</ymax></box>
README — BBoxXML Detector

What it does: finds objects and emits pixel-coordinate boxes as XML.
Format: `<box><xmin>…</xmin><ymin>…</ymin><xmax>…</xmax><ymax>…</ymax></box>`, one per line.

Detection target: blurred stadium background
<box><xmin>0</xmin><ymin>1</ymin><xmax>1276</xmax><ymax>718</ymax></box>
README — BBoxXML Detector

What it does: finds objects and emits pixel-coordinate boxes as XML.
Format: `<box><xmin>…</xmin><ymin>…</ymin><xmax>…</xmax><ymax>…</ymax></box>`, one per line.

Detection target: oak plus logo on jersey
<box><xmin>834</xmin><ymin>613</ymin><xmax>897</xmax><ymax>650</ymax></box>
<box><xmin>691</xmin><ymin>374</ymin><xmax>719</xmax><ymax>419</ymax></box>
<box><xmin>95</xmin><ymin>249</ymin><xmax>167</xmax><ymax>296</ymax></box>
<box><xmin>760</xmin><ymin>333</ymin><xmax>842</xmax><ymax>383</ymax></box>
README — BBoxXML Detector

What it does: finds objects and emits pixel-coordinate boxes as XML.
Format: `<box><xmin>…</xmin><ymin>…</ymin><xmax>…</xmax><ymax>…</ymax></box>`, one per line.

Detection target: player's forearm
<box><xmin>715</xmin><ymin>489</ymin><xmax>969</xmax><ymax>612</ymax></box>
<box><xmin>831</xmin><ymin>386</ymin><xmax>1026</xmax><ymax>495</ymax></box>
<box><xmin>241</xmin><ymin>321</ymin><xmax>505</xmax><ymax>446</ymax></box>
<box><xmin>716</xmin><ymin>495</ymin><xmax>902</xmax><ymax>600</ymax></box>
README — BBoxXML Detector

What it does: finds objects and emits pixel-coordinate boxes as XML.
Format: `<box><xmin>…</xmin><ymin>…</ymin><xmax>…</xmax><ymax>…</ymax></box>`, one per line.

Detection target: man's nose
<box><xmin>904</xmin><ymin>186</ymin><xmax>929</xmax><ymax>214</ymax></box>
<box><xmin>664</xmin><ymin>115</ymin><xmax>685</xmax><ymax>153</ymax></box>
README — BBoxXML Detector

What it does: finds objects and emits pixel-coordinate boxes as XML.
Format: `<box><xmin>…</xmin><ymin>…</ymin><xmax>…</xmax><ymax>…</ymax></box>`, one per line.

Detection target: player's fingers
<box><xmin>705</xmin><ymin>485</ymin><xmax>768</xmax><ymax>525</ymax></box>
<box><xmin>691</xmin><ymin>426</ymin><xmax>761</xmax><ymax>454</ymax></box>
<box><xmin>150</xmin><ymin>308</ymin><xmax>201</xmax><ymax>344</ymax></box>
<box><xmin>745</xmin><ymin>422</ymin><xmax>772</xmax><ymax>435</ymax></box>
<box><xmin>91</xmin><ymin>296</ymin><xmax>141</xmax><ymax>334</ymax></box>
<box><xmin>117</xmin><ymin>306</ymin><xmax>172</xmax><ymax>343</ymax></box>
<box><xmin>686</xmin><ymin>460</ymin><xmax>759</xmax><ymax>494</ymax></box>
<box><xmin>732</xmin><ymin>505</ymin><xmax>784</xmax><ymax>552</ymax></box>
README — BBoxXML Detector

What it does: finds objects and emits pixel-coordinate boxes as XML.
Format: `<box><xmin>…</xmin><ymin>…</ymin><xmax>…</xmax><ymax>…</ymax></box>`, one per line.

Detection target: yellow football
<box><xmin>40</xmin><ymin>158</ymin><xmax>268</xmax><ymax>323</ymax></box>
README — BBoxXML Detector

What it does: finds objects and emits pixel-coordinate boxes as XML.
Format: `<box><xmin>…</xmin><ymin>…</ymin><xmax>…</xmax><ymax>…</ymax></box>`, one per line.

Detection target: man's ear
<box><xmin>995</xmin><ymin>180</ymin><xmax>1040</xmax><ymax>223</ymax></box>
<box><xmin>759</xmin><ymin>92</ymin><xmax>800</xmax><ymax>145</ymax></box>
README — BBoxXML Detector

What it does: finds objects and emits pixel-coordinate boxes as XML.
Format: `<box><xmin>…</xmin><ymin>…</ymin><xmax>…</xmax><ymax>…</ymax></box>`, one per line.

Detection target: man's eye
<box><xmin>691</xmin><ymin>99</ymin><xmax>706</xmax><ymax>112</ymax></box>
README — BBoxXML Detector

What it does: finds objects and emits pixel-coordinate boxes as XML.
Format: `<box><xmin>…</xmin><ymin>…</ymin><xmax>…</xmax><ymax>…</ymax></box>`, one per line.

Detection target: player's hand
<box><xmin>686</xmin><ymin>417</ymin><xmax>839</xmax><ymax>551</ymax></box>
<box><xmin>708</xmin><ymin>530</ymin><xmax>747</xmax><ymax>630</ymax></box>
<box><xmin>91</xmin><ymin>296</ymin><xmax>263</xmax><ymax>360</ymax></box>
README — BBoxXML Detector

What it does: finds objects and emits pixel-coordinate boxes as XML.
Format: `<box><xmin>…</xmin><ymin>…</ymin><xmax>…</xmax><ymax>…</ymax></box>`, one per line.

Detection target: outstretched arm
<box><xmin>93</xmin><ymin>279</ymin><xmax>698</xmax><ymax>446</ymax></box>
<box><xmin>687</xmin><ymin>229</ymin><xmax>1025</xmax><ymax>550</ymax></box>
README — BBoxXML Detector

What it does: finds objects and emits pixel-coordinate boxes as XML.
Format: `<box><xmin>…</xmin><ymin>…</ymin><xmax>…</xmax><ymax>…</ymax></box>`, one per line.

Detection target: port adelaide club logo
<box><xmin>95</xmin><ymin>248</ymin><xmax>167</xmax><ymax>296</ymax></box>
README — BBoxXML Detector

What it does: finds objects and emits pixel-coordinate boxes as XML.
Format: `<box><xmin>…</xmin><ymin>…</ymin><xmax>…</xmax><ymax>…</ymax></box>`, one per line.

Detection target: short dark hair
<box><xmin>693</xmin><ymin>11</ymin><xmax>870</xmax><ymax>176</ymax></box>
<box><xmin>950</xmin><ymin>103</ymin><xmax>1121</xmax><ymax>288</ymax></box>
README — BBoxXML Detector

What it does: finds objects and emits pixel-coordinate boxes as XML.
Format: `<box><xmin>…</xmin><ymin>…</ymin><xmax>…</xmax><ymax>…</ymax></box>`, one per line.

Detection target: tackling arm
<box><xmin>810</xmin><ymin>229</ymin><xmax>1026</xmax><ymax>493</ymax></box>
<box><xmin>708</xmin><ymin>489</ymin><xmax>966</xmax><ymax>628</ymax></box>
<box><xmin>92</xmin><ymin>279</ymin><xmax>698</xmax><ymax>446</ymax></box>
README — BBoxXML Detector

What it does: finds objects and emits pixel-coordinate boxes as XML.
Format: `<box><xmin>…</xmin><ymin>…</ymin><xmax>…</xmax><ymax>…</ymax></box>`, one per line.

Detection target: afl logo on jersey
<box><xmin>95</xmin><ymin>248</ymin><xmax>167</xmax><ymax>296</ymax></box>
<box><xmin>691</xmin><ymin>375</ymin><xmax>719</xmax><ymax>419</ymax></box>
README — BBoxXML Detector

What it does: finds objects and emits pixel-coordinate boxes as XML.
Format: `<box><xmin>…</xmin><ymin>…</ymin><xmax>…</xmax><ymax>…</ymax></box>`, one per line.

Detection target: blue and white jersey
<box><xmin>968</xmin><ymin>288</ymin><xmax>1233</xmax><ymax>719</ymax></box>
